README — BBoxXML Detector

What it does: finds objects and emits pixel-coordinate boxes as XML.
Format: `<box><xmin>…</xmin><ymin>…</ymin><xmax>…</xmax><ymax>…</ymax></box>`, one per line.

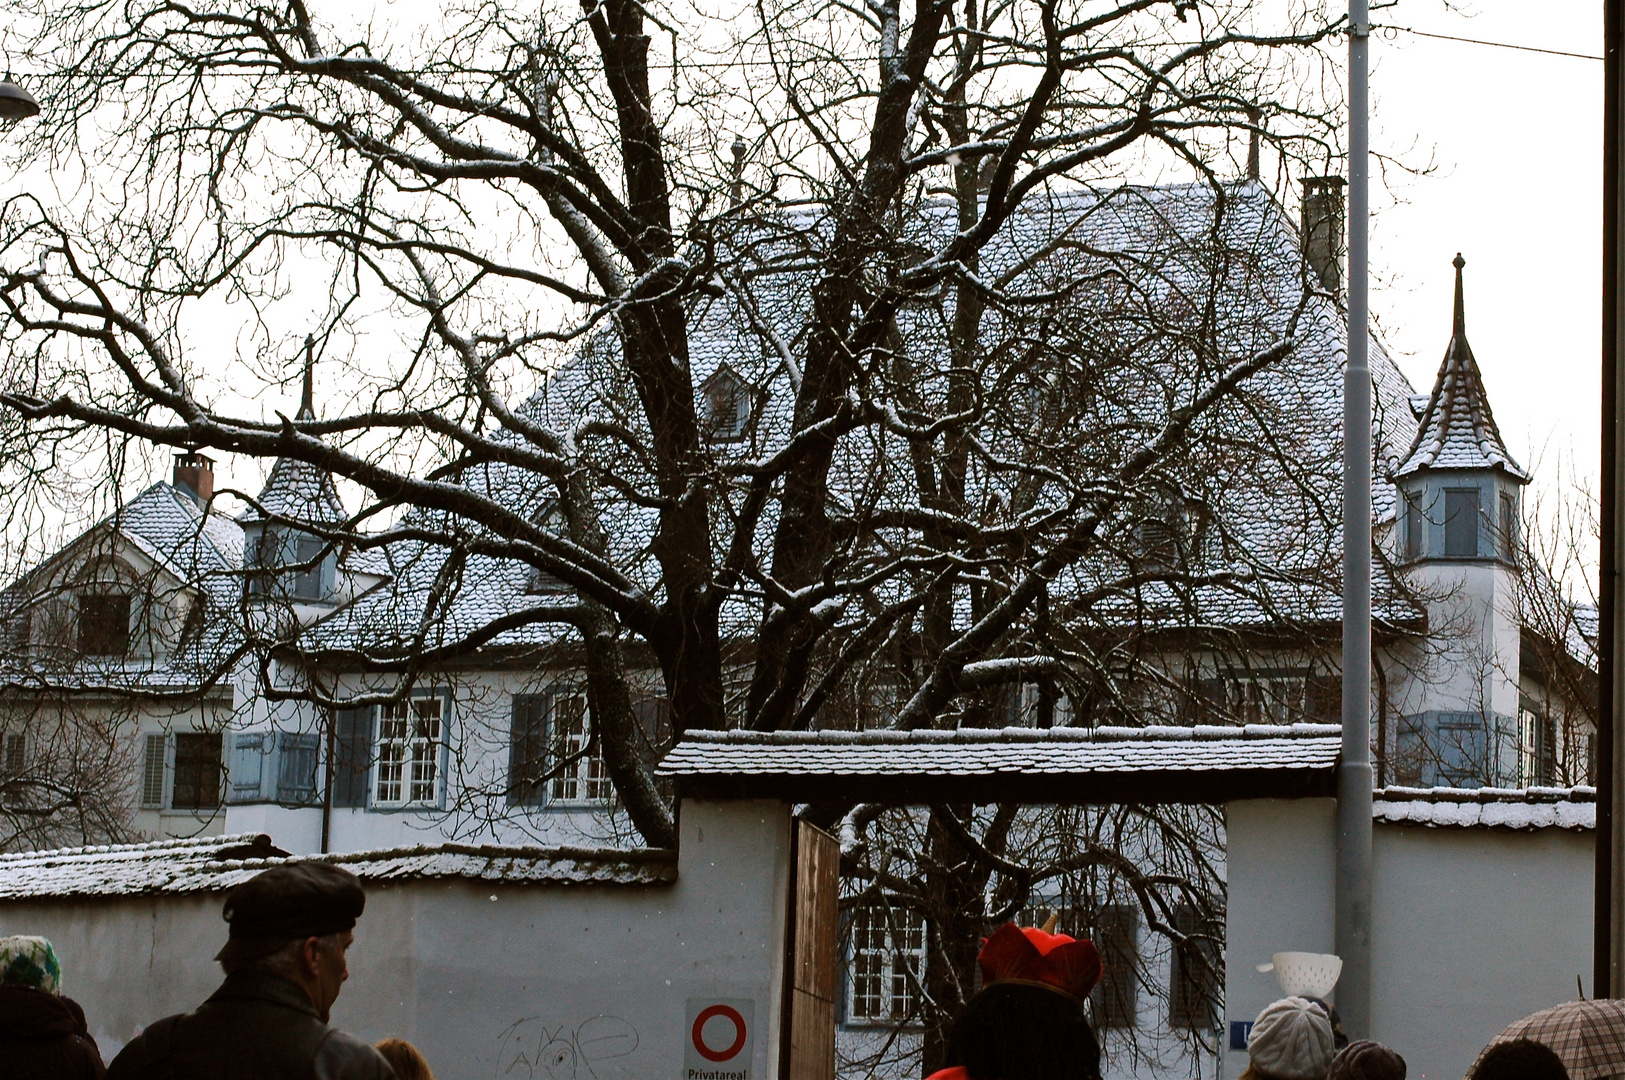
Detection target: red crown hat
<box><xmin>976</xmin><ymin>915</ymin><xmax>1103</xmax><ymax>1002</ymax></box>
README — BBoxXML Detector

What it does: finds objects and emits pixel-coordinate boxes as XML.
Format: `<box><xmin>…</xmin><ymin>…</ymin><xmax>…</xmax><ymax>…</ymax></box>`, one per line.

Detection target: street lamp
<box><xmin>0</xmin><ymin>76</ymin><xmax>40</xmax><ymax>121</ymax></box>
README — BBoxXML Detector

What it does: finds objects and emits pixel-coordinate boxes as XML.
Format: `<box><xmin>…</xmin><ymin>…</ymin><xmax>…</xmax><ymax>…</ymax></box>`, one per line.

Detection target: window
<box><xmin>290</xmin><ymin>536</ymin><xmax>326</xmax><ymax>600</ymax></box>
<box><xmin>1521</xmin><ymin>706</ymin><xmax>1556</xmax><ymax>787</ymax></box>
<box><xmin>229</xmin><ymin>733</ymin><xmax>269</xmax><ymax>802</ymax></box>
<box><xmin>1396</xmin><ymin>711</ymin><xmax>1489</xmax><ymax>788</ymax></box>
<box><xmin>1091</xmin><ymin>905</ymin><xmax>1140</xmax><ymax>1030</ymax></box>
<box><xmin>846</xmin><ymin>904</ymin><xmax>926</xmax><ymax>1024</ymax></box>
<box><xmin>1403</xmin><ymin>491</ymin><xmax>1423</xmax><ymax>560</ymax></box>
<box><xmin>2</xmin><ymin>733</ymin><xmax>24</xmax><ymax>775</ymax></box>
<box><xmin>1444</xmin><ymin>488</ymin><xmax>1480</xmax><ymax>557</ymax></box>
<box><xmin>374</xmin><ymin>698</ymin><xmax>443</xmax><ymax>806</ymax></box>
<box><xmin>171</xmin><ymin>732</ymin><xmax>222</xmax><ymax>810</ymax></box>
<box><xmin>702</xmin><ymin>366</ymin><xmax>754</xmax><ymax>442</ymax></box>
<box><xmin>78</xmin><ymin>594</ymin><xmax>131</xmax><ymax>656</ymax></box>
<box><xmin>1189</xmin><ymin>672</ymin><xmax>1336</xmax><ymax>725</ymax></box>
<box><xmin>141</xmin><ymin>734</ymin><xmax>166</xmax><ymax>807</ymax></box>
<box><xmin>1169</xmin><ymin>902</ymin><xmax>1220</xmax><ymax>1030</ymax></box>
<box><xmin>1500</xmin><ymin>492</ymin><xmax>1519</xmax><ymax>562</ymax></box>
<box><xmin>549</xmin><ymin>691</ymin><xmax>610</xmax><ymax>803</ymax></box>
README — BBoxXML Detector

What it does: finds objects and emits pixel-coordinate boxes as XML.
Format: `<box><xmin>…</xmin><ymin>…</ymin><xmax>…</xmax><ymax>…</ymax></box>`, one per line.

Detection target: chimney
<box><xmin>1300</xmin><ymin>175</ymin><xmax>1347</xmax><ymax>293</ymax></box>
<box><xmin>173</xmin><ymin>452</ymin><xmax>215</xmax><ymax>507</ymax></box>
<box><xmin>1246</xmin><ymin>105</ymin><xmax>1262</xmax><ymax>182</ymax></box>
<box><xmin>730</xmin><ymin>136</ymin><xmax>746</xmax><ymax>206</ymax></box>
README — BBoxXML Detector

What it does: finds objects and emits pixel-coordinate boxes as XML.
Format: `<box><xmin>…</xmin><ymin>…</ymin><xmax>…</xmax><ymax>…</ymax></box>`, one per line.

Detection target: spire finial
<box><xmin>299</xmin><ymin>334</ymin><xmax>315</xmax><ymax>421</ymax></box>
<box><xmin>1452</xmin><ymin>253</ymin><xmax>1466</xmax><ymax>338</ymax></box>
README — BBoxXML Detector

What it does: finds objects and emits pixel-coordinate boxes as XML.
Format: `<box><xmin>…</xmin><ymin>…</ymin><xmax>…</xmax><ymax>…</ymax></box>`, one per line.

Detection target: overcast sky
<box><xmin>1367</xmin><ymin>0</ymin><xmax>1601</xmax><ymax>502</ymax></box>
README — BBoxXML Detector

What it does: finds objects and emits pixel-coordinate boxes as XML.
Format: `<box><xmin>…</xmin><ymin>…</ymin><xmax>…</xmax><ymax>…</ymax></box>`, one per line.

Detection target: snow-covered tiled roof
<box><xmin>1394</xmin><ymin>256</ymin><xmax>1529</xmax><ymax>481</ymax></box>
<box><xmin>659</xmin><ymin>723</ymin><xmax>1340</xmax><ymax>803</ymax></box>
<box><xmin>239</xmin><ymin>455</ymin><xmax>348</xmax><ymax>526</ymax></box>
<box><xmin>1373</xmin><ymin>785</ymin><xmax>1594</xmax><ymax>831</ymax></box>
<box><xmin>0</xmin><ymin>833</ymin><xmax>677</xmax><ymax>900</ymax></box>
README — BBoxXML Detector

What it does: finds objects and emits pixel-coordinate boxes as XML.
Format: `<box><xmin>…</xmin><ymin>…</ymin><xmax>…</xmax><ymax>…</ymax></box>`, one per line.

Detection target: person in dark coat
<box><xmin>105</xmin><ymin>863</ymin><xmax>395</xmax><ymax>1080</ymax></box>
<box><xmin>0</xmin><ymin>934</ymin><xmax>107</xmax><ymax>1079</ymax></box>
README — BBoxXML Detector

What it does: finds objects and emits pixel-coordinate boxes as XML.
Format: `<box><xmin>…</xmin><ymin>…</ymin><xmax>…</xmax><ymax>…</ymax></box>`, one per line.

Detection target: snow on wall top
<box><xmin>0</xmin><ymin>833</ymin><xmax>676</xmax><ymax>900</ymax></box>
<box><xmin>658</xmin><ymin>724</ymin><xmax>1341</xmax><ymax>777</ymax></box>
<box><xmin>1373</xmin><ymin>785</ymin><xmax>1594</xmax><ymax>831</ymax></box>
<box><xmin>1394</xmin><ymin>257</ymin><xmax>1529</xmax><ymax>481</ymax></box>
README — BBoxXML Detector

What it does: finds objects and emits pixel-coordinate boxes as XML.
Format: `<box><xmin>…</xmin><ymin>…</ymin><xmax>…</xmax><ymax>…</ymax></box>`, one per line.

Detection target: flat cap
<box><xmin>214</xmin><ymin>863</ymin><xmax>366</xmax><ymax>962</ymax></box>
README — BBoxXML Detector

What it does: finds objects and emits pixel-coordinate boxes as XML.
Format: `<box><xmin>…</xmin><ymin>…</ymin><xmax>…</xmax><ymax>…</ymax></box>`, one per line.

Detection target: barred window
<box><xmin>171</xmin><ymin>733</ymin><xmax>222</xmax><ymax>810</ymax></box>
<box><xmin>847</xmin><ymin>904</ymin><xmax>926</xmax><ymax>1024</ymax></box>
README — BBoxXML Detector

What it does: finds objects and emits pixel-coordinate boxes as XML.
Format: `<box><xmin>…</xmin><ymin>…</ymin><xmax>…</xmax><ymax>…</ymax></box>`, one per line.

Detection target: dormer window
<box><xmin>526</xmin><ymin>501</ymin><xmax>571</xmax><ymax>594</ymax></box>
<box><xmin>702</xmin><ymin>365</ymin><xmax>754</xmax><ymax>443</ymax></box>
<box><xmin>78</xmin><ymin>593</ymin><xmax>131</xmax><ymax>656</ymax></box>
<box><xmin>245</xmin><ymin>527</ymin><xmax>333</xmax><ymax>602</ymax></box>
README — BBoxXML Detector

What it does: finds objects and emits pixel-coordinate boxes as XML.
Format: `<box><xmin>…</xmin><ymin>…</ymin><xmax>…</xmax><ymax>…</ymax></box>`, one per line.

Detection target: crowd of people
<box><xmin>0</xmin><ymin>867</ymin><xmax>1593</xmax><ymax>1080</ymax></box>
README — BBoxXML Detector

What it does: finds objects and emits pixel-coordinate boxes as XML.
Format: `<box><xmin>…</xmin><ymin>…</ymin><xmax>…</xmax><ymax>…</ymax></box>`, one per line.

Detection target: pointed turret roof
<box><xmin>1393</xmin><ymin>255</ymin><xmax>1529</xmax><ymax>482</ymax></box>
<box><xmin>239</xmin><ymin>336</ymin><xmax>347</xmax><ymax>526</ymax></box>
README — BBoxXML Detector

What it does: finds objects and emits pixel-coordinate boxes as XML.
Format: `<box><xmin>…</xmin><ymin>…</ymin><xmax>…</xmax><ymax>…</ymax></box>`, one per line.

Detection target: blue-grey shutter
<box><xmin>332</xmin><ymin>707</ymin><xmax>373</xmax><ymax>808</ymax></box>
<box><xmin>277</xmin><ymin>732</ymin><xmax>321</xmax><ymax>805</ymax></box>
<box><xmin>228</xmin><ymin>733</ymin><xmax>265</xmax><ymax>803</ymax></box>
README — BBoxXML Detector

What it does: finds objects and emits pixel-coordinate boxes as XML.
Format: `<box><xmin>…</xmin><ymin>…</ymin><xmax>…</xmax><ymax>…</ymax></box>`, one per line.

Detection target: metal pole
<box><xmin>1603</xmin><ymin>0</ymin><xmax>1623</xmax><ymax>1003</ymax></box>
<box><xmin>1336</xmin><ymin>0</ymin><xmax>1374</xmax><ymax>1039</ymax></box>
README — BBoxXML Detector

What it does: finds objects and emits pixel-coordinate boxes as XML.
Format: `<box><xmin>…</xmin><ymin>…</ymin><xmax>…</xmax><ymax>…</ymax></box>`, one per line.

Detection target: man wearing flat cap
<box><xmin>106</xmin><ymin>863</ymin><xmax>395</xmax><ymax>1079</ymax></box>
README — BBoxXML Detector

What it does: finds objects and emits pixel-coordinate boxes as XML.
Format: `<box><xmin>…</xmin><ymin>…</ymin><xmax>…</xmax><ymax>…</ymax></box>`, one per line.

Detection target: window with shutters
<box><xmin>141</xmin><ymin>733</ymin><xmax>166</xmax><ymax>807</ymax></box>
<box><xmin>1168</xmin><ymin>902</ymin><xmax>1220</xmax><ymax>1030</ymax></box>
<box><xmin>1186</xmin><ymin>671</ymin><xmax>1338</xmax><ymax>725</ymax></box>
<box><xmin>171</xmin><ymin>733</ymin><xmax>222</xmax><ymax>810</ymax></box>
<box><xmin>845</xmin><ymin>903</ymin><xmax>926</xmax><ymax>1025</ymax></box>
<box><xmin>508</xmin><ymin>694</ymin><xmax>550</xmax><ymax>807</ymax></box>
<box><xmin>1444</xmin><ymin>488</ymin><xmax>1480</xmax><ymax>557</ymax></box>
<box><xmin>78</xmin><ymin>593</ymin><xmax>131</xmax><ymax>656</ymax></box>
<box><xmin>1092</xmin><ymin>905</ymin><xmax>1140</xmax><ymax>1030</ymax></box>
<box><xmin>374</xmin><ymin>698</ymin><xmax>443</xmax><ymax>807</ymax></box>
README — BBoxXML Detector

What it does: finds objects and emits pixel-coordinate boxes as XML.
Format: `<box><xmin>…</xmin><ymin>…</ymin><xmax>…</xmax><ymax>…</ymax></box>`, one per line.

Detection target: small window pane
<box><xmin>1444</xmin><ymin>489</ymin><xmax>1480</xmax><ymax>557</ymax></box>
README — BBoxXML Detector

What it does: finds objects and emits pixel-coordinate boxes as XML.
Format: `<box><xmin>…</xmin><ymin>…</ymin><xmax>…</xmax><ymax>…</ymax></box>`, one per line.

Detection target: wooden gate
<box><xmin>780</xmin><ymin>818</ymin><xmax>839</xmax><ymax>1080</ymax></box>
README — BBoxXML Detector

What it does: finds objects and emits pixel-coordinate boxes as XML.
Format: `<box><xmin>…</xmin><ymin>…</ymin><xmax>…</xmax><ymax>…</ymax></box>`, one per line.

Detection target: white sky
<box><xmin>1368</xmin><ymin>0</ymin><xmax>1601</xmax><ymax>501</ymax></box>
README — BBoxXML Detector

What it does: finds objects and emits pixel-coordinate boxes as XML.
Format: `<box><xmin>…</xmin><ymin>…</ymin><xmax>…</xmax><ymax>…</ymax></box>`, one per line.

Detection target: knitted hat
<box><xmin>1249</xmin><ymin>997</ymin><xmax>1337</xmax><ymax>1080</ymax></box>
<box><xmin>0</xmin><ymin>935</ymin><xmax>62</xmax><ymax>994</ymax></box>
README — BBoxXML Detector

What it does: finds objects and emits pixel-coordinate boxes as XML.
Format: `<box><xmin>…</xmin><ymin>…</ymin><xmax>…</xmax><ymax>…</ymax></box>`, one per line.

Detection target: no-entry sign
<box><xmin>683</xmin><ymin>998</ymin><xmax>755</xmax><ymax>1080</ymax></box>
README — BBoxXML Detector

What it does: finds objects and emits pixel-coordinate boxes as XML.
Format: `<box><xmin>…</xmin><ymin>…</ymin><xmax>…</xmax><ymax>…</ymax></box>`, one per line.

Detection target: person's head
<box><xmin>1470</xmin><ymin>1039</ymin><xmax>1570</xmax><ymax>1080</ymax></box>
<box><xmin>0</xmin><ymin>935</ymin><xmax>61</xmax><ymax>995</ymax></box>
<box><xmin>947</xmin><ymin>982</ymin><xmax>1101</xmax><ymax>1080</ymax></box>
<box><xmin>1248</xmin><ymin>997</ymin><xmax>1337</xmax><ymax>1080</ymax></box>
<box><xmin>376</xmin><ymin>1037</ymin><xmax>435</xmax><ymax>1080</ymax></box>
<box><xmin>1329</xmin><ymin>1040</ymin><xmax>1407</xmax><ymax>1080</ymax></box>
<box><xmin>214</xmin><ymin>862</ymin><xmax>366</xmax><ymax>1021</ymax></box>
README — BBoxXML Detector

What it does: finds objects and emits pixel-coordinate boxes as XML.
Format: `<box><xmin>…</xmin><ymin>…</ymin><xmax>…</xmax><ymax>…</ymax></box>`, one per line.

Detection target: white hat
<box><xmin>1248</xmin><ymin>997</ymin><xmax>1336</xmax><ymax>1080</ymax></box>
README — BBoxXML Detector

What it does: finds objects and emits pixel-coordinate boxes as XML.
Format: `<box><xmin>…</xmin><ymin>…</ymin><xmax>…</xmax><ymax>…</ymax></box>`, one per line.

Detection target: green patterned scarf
<box><xmin>0</xmin><ymin>935</ymin><xmax>61</xmax><ymax>994</ymax></box>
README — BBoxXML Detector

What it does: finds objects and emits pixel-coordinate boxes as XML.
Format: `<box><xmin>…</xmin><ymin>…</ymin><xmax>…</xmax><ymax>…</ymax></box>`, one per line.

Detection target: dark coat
<box><xmin>0</xmin><ymin>983</ymin><xmax>108</xmax><ymax>1080</ymax></box>
<box><xmin>104</xmin><ymin>970</ymin><xmax>395</xmax><ymax>1080</ymax></box>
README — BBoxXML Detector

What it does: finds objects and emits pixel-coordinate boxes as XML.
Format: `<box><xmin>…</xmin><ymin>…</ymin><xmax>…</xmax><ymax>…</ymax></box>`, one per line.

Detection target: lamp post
<box><xmin>0</xmin><ymin>76</ymin><xmax>40</xmax><ymax>121</ymax></box>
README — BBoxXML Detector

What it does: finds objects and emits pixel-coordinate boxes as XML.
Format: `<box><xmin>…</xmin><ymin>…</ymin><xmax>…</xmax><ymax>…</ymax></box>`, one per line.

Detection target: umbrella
<box><xmin>1470</xmin><ymin>1000</ymin><xmax>1625</xmax><ymax>1080</ymax></box>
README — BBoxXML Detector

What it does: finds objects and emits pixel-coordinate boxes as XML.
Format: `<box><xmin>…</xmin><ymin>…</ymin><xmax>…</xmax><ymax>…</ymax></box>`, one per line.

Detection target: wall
<box><xmin>0</xmin><ymin>799</ymin><xmax>795</xmax><ymax>1080</ymax></box>
<box><xmin>1222</xmin><ymin>798</ymin><xmax>1338</xmax><ymax>1080</ymax></box>
<box><xmin>1370</xmin><ymin>823</ymin><xmax>1592</xmax><ymax>1080</ymax></box>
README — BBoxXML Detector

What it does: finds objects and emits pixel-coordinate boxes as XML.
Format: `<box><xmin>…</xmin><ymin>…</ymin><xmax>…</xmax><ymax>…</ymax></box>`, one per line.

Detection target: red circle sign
<box><xmin>691</xmin><ymin>1004</ymin><xmax>748</xmax><ymax>1063</ymax></box>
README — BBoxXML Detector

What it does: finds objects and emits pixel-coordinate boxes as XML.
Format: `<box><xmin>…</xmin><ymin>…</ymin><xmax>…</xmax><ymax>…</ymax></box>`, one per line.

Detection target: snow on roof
<box><xmin>1394</xmin><ymin>256</ymin><xmax>1529</xmax><ymax>481</ymax></box>
<box><xmin>1373</xmin><ymin>785</ymin><xmax>1594</xmax><ymax>831</ymax></box>
<box><xmin>239</xmin><ymin>454</ymin><xmax>348</xmax><ymax>526</ymax></box>
<box><xmin>659</xmin><ymin>723</ymin><xmax>1341</xmax><ymax>777</ymax></box>
<box><xmin>0</xmin><ymin>832</ymin><xmax>676</xmax><ymax>900</ymax></box>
